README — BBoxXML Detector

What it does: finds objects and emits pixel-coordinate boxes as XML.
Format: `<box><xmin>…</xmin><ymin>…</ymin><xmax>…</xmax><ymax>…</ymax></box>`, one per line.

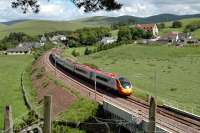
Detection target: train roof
<box><xmin>53</xmin><ymin>53</ymin><xmax>119</xmax><ymax>79</ymax></box>
<box><xmin>76</xmin><ymin>63</ymin><xmax>118</xmax><ymax>78</ymax></box>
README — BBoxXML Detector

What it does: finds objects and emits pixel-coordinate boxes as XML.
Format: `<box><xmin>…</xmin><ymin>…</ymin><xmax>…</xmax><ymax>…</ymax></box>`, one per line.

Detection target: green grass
<box><xmin>63</xmin><ymin>44</ymin><xmax>200</xmax><ymax>115</ymax></box>
<box><xmin>110</xmin><ymin>30</ymin><xmax>119</xmax><ymax>38</ymax></box>
<box><xmin>0</xmin><ymin>20</ymin><xmax>93</xmax><ymax>39</ymax></box>
<box><xmin>23</xmin><ymin>63</ymin><xmax>37</xmax><ymax>108</ymax></box>
<box><xmin>58</xmin><ymin>97</ymin><xmax>98</xmax><ymax>122</ymax></box>
<box><xmin>160</xmin><ymin>18</ymin><xmax>200</xmax><ymax>38</ymax></box>
<box><xmin>0</xmin><ymin>55</ymin><xmax>33</xmax><ymax>129</ymax></box>
<box><xmin>63</xmin><ymin>46</ymin><xmax>96</xmax><ymax>59</ymax></box>
<box><xmin>53</xmin><ymin>125</ymin><xmax>86</xmax><ymax>133</ymax></box>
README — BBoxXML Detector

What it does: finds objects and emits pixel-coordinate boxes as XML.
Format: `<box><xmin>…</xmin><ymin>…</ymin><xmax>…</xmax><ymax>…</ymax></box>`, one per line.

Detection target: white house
<box><xmin>6</xmin><ymin>47</ymin><xmax>31</xmax><ymax>55</ymax></box>
<box><xmin>135</xmin><ymin>24</ymin><xmax>159</xmax><ymax>37</ymax></box>
<box><xmin>40</xmin><ymin>35</ymin><xmax>47</xmax><ymax>46</ymax></box>
<box><xmin>100</xmin><ymin>37</ymin><xmax>117</xmax><ymax>45</ymax></box>
<box><xmin>50</xmin><ymin>35</ymin><xmax>67</xmax><ymax>44</ymax></box>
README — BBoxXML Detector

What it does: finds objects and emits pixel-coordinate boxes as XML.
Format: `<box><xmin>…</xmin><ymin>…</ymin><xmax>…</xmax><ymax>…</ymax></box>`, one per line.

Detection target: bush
<box><xmin>158</xmin><ymin>23</ymin><xmax>166</xmax><ymax>29</ymax></box>
<box><xmin>172</xmin><ymin>21</ymin><xmax>182</xmax><ymax>28</ymax></box>
<box><xmin>118</xmin><ymin>26</ymin><xmax>132</xmax><ymax>42</ymax></box>
<box><xmin>71</xmin><ymin>50</ymin><xmax>80</xmax><ymax>57</ymax></box>
<box><xmin>84</xmin><ymin>47</ymin><xmax>93</xmax><ymax>55</ymax></box>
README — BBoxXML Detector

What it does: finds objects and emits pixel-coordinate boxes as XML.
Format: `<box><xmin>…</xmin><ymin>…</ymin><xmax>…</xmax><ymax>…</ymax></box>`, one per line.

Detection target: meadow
<box><xmin>0</xmin><ymin>55</ymin><xmax>33</xmax><ymax>129</ymax></box>
<box><xmin>0</xmin><ymin>20</ymin><xmax>93</xmax><ymax>39</ymax></box>
<box><xmin>64</xmin><ymin>44</ymin><xmax>200</xmax><ymax>115</ymax></box>
<box><xmin>160</xmin><ymin>18</ymin><xmax>200</xmax><ymax>39</ymax></box>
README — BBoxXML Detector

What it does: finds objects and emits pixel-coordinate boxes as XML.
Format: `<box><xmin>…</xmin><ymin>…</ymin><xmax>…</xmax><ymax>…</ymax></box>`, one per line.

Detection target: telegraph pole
<box><xmin>148</xmin><ymin>96</ymin><xmax>157</xmax><ymax>133</ymax></box>
<box><xmin>94</xmin><ymin>72</ymin><xmax>97</xmax><ymax>100</ymax></box>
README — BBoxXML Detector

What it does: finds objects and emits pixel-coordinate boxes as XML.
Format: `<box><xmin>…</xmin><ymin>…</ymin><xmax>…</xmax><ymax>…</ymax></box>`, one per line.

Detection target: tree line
<box><xmin>117</xmin><ymin>26</ymin><xmax>153</xmax><ymax>43</ymax></box>
<box><xmin>0</xmin><ymin>32</ymin><xmax>36</xmax><ymax>50</ymax></box>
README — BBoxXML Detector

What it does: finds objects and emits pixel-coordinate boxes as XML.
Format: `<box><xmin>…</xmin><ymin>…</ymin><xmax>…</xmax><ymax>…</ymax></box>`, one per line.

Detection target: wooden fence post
<box><xmin>43</xmin><ymin>95</ymin><xmax>52</xmax><ymax>133</ymax></box>
<box><xmin>4</xmin><ymin>105</ymin><xmax>13</xmax><ymax>133</ymax></box>
<box><xmin>148</xmin><ymin>96</ymin><xmax>156</xmax><ymax>133</ymax></box>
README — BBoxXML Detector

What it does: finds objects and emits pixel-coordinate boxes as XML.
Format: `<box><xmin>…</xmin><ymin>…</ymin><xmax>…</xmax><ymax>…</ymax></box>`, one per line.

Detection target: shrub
<box><xmin>172</xmin><ymin>21</ymin><xmax>182</xmax><ymax>28</ymax></box>
<box><xmin>72</xmin><ymin>50</ymin><xmax>80</xmax><ymax>57</ymax></box>
<box><xmin>84</xmin><ymin>47</ymin><xmax>92</xmax><ymax>55</ymax></box>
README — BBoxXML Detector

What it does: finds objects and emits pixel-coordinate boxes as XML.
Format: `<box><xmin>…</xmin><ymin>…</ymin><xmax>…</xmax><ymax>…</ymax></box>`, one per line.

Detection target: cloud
<box><xmin>0</xmin><ymin>0</ymin><xmax>200</xmax><ymax>22</ymax></box>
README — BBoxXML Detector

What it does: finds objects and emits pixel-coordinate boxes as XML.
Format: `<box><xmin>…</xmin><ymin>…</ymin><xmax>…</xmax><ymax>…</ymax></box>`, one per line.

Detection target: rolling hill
<box><xmin>73</xmin><ymin>14</ymin><xmax>200</xmax><ymax>25</ymax></box>
<box><xmin>1</xmin><ymin>13</ymin><xmax>200</xmax><ymax>39</ymax></box>
<box><xmin>0</xmin><ymin>20</ymin><xmax>93</xmax><ymax>39</ymax></box>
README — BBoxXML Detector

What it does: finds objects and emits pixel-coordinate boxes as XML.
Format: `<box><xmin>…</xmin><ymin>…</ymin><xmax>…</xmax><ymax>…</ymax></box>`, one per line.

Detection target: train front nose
<box><xmin>121</xmin><ymin>88</ymin><xmax>133</xmax><ymax>96</ymax></box>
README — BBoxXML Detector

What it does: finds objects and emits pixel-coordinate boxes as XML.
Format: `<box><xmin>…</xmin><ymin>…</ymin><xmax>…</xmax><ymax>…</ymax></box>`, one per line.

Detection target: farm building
<box><xmin>49</xmin><ymin>35</ymin><xmax>67</xmax><ymax>44</ymax></box>
<box><xmin>40</xmin><ymin>34</ymin><xmax>47</xmax><ymax>46</ymax></box>
<box><xmin>157</xmin><ymin>32</ymin><xmax>199</xmax><ymax>45</ymax></box>
<box><xmin>135</xmin><ymin>24</ymin><xmax>159</xmax><ymax>37</ymax></box>
<box><xmin>165</xmin><ymin>32</ymin><xmax>191</xmax><ymax>43</ymax></box>
<box><xmin>5</xmin><ymin>42</ymin><xmax>42</xmax><ymax>55</ymax></box>
<box><xmin>100</xmin><ymin>37</ymin><xmax>117</xmax><ymax>45</ymax></box>
<box><xmin>6</xmin><ymin>47</ymin><xmax>31</xmax><ymax>55</ymax></box>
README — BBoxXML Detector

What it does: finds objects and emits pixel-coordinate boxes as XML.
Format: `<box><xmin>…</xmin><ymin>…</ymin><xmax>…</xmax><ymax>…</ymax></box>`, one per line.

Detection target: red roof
<box><xmin>135</xmin><ymin>24</ymin><xmax>156</xmax><ymax>31</ymax></box>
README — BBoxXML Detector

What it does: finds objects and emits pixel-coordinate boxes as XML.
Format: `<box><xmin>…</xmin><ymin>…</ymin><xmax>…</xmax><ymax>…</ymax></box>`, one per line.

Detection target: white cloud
<box><xmin>0</xmin><ymin>0</ymin><xmax>200</xmax><ymax>22</ymax></box>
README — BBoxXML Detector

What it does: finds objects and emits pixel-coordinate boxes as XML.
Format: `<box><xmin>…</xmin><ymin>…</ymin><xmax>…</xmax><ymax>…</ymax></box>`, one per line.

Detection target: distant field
<box><xmin>0</xmin><ymin>55</ymin><xmax>33</xmax><ymax>129</ymax></box>
<box><xmin>64</xmin><ymin>45</ymin><xmax>200</xmax><ymax>115</ymax></box>
<box><xmin>0</xmin><ymin>20</ymin><xmax>93</xmax><ymax>39</ymax></box>
<box><xmin>160</xmin><ymin>18</ymin><xmax>200</xmax><ymax>39</ymax></box>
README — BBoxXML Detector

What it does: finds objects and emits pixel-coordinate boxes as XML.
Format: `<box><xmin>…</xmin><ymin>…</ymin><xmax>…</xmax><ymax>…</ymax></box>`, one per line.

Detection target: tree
<box><xmin>84</xmin><ymin>47</ymin><xmax>92</xmax><ymax>55</ymax></box>
<box><xmin>117</xmin><ymin>26</ymin><xmax>132</xmax><ymax>42</ymax></box>
<box><xmin>157</xmin><ymin>23</ymin><xmax>165</xmax><ymax>29</ymax></box>
<box><xmin>172</xmin><ymin>21</ymin><xmax>182</xmax><ymax>28</ymax></box>
<box><xmin>11</xmin><ymin>0</ymin><xmax>122</xmax><ymax>13</ymax></box>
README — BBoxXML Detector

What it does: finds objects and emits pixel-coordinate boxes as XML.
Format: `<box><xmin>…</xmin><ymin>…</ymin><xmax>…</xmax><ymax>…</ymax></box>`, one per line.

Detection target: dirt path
<box><xmin>31</xmin><ymin>55</ymin><xmax>76</xmax><ymax>117</ymax></box>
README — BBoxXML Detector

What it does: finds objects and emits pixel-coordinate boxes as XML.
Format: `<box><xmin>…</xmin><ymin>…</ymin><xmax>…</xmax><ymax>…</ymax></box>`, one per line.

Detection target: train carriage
<box><xmin>51</xmin><ymin>53</ymin><xmax>133</xmax><ymax>96</ymax></box>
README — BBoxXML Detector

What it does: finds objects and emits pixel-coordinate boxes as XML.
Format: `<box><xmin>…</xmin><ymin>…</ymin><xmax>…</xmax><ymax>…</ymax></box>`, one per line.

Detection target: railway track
<box><xmin>44</xmin><ymin>51</ymin><xmax>200</xmax><ymax>133</ymax></box>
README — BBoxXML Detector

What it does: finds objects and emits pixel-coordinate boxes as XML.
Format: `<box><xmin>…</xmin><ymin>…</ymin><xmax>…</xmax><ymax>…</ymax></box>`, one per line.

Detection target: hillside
<box><xmin>74</xmin><ymin>14</ymin><xmax>200</xmax><ymax>25</ymax></box>
<box><xmin>0</xmin><ymin>55</ymin><xmax>33</xmax><ymax>129</ymax></box>
<box><xmin>69</xmin><ymin>45</ymin><xmax>200</xmax><ymax>115</ymax></box>
<box><xmin>1</xmin><ymin>13</ymin><xmax>200</xmax><ymax>39</ymax></box>
<box><xmin>159</xmin><ymin>18</ymin><xmax>200</xmax><ymax>38</ymax></box>
<box><xmin>0</xmin><ymin>20</ymin><xmax>93</xmax><ymax>39</ymax></box>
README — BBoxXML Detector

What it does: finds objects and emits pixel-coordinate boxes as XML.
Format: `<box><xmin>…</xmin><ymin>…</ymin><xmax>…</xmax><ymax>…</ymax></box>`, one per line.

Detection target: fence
<box><xmin>1</xmin><ymin>96</ymin><xmax>158</xmax><ymax>133</ymax></box>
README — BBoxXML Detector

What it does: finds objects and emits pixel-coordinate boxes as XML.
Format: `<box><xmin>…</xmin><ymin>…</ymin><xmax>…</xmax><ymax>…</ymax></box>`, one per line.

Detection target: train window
<box><xmin>76</xmin><ymin>68</ymin><xmax>87</xmax><ymax>74</ymax></box>
<box><xmin>119</xmin><ymin>77</ymin><xmax>132</xmax><ymax>89</ymax></box>
<box><xmin>96</xmin><ymin>75</ymin><xmax>108</xmax><ymax>82</ymax></box>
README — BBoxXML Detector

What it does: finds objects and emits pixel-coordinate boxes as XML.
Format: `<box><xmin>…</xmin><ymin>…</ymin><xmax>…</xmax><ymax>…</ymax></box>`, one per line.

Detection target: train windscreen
<box><xmin>119</xmin><ymin>77</ymin><xmax>132</xmax><ymax>89</ymax></box>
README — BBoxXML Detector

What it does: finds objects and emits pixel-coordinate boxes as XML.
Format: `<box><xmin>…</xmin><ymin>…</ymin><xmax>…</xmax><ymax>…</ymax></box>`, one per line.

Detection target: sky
<box><xmin>0</xmin><ymin>0</ymin><xmax>200</xmax><ymax>22</ymax></box>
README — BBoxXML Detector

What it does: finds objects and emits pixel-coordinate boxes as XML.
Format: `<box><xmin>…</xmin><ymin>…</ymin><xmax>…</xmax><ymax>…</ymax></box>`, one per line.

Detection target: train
<box><xmin>50</xmin><ymin>53</ymin><xmax>133</xmax><ymax>96</ymax></box>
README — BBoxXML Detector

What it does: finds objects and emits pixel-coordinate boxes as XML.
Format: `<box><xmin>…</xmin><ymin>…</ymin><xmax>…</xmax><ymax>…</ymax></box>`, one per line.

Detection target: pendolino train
<box><xmin>50</xmin><ymin>53</ymin><xmax>133</xmax><ymax>96</ymax></box>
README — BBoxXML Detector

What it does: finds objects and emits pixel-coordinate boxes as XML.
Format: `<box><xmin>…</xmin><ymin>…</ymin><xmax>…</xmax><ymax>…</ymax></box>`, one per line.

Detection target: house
<box><xmin>5</xmin><ymin>42</ymin><xmax>42</xmax><ymax>55</ymax></box>
<box><xmin>165</xmin><ymin>32</ymin><xmax>192</xmax><ymax>44</ymax></box>
<box><xmin>40</xmin><ymin>35</ymin><xmax>47</xmax><ymax>46</ymax></box>
<box><xmin>100</xmin><ymin>37</ymin><xmax>117</xmax><ymax>45</ymax></box>
<box><xmin>50</xmin><ymin>35</ymin><xmax>67</xmax><ymax>44</ymax></box>
<box><xmin>135</xmin><ymin>24</ymin><xmax>159</xmax><ymax>37</ymax></box>
<box><xmin>6</xmin><ymin>47</ymin><xmax>31</xmax><ymax>55</ymax></box>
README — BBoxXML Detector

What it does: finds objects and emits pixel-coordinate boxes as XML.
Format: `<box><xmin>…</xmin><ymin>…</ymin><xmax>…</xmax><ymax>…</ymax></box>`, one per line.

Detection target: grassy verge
<box><xmin>47</xmin><ymin>74</ymin><xmax>98</xmax><ymax>133</ymax></box>
<box><xmin>23</xmin><ymin>63</ymin><xmax>38</xmax><ymax>109</ymax></box>
<box><xmin>58</xmin><ymin>98</ymin><xmax>98</xmax><ymax>122</ymax></box>
<box><xmin>53</xmin><ymin>125</ymin><xmax>86</xmax><ymax>133</ymax></box>
<box><xmin>0</xmin><ymin>55</ymin><xmax>33</xmax><ymax>129</ymax></box>
<box><xmin>47</xmin><ymin>74</ymin><xmax>98</xmax><ymax>122</ymax></box>
<box><xmin>63</xmin><ymin>44</ymin><xmax>200</xmax><ymax>115</ymax></box>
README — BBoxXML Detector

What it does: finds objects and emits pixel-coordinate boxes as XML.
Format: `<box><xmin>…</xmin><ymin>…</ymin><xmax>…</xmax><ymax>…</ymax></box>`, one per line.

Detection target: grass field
<box><xmin>160</xmin><ymin>18</ymin><xmax>200</xmax><ymax>39</ymax></box>
<box><xmin>64</xmin><ymin>44</ymin><xmax>200</xmax><ymax>115</ymax></box>
<box><xmin>0</xmin><ymin>20</ymin><xmax>93</xmax><ymax>39</ymax></box>
<box><xmin>0</xmin><ymin>55</ymin><xmax>33</xmax><ymax>129</ymax></box>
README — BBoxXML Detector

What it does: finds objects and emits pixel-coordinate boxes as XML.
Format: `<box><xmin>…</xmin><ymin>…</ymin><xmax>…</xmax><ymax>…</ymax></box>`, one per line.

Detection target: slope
<box><xmin>0</xmin><ymin>20</ymin><xmax>93</xmax><ymax>39</ymax></box>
